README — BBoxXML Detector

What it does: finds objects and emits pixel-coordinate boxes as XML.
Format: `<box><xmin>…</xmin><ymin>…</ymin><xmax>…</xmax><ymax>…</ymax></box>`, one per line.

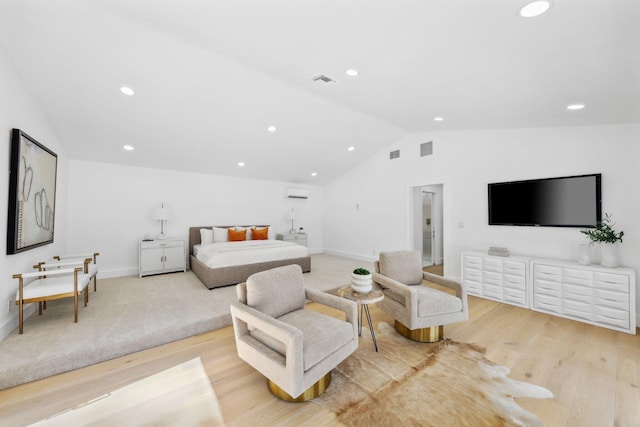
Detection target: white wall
<box><xmin>67</xmin><ymin>160</ymin><xmax>323</xmax><ymax>277</ymax></box>
<box><xmin>323</xmin><ymin>124</ymin><xmax>640</xmax><ymax>322</ymax></box>
<box><xmin>0</xmin><ymin>47</ymin><xmax>69</xmax><ymax>339</ymax></box>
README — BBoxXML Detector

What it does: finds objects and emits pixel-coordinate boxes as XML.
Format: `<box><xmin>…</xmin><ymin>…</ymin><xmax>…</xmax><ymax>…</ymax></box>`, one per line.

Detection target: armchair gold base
<box><xmin>267</xmin><ymin>372</ymin><xmax>332</xmax><ymax>402</ymax></box>
<box><xmin>395</xmin><ymin>321</ymin><xmax>443</xmax><ymax>343</ymax></box>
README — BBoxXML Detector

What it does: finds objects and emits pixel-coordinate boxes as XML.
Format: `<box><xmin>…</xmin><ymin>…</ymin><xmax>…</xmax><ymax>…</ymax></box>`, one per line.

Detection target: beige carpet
<box><xmin>29</xmin><ymin>357</ymin><xmax>226</xmax><ymax>427</ymax></box>
<box><xmin>0</xmin><ymin>271</ymin><xmax>237</xmax><ymax>390</ymax></box>
<box><xmin>0</xmin><ymin>254</ymin><xmax>369</xmax><ymax>390</ymax></box>
<box><xmin>314</xmin><ymin>322</ymin><xmax>553</xmax><ymax>427</ymax></box>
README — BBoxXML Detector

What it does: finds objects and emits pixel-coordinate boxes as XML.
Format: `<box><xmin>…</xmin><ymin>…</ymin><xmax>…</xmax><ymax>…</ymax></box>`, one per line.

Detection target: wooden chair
<box><xmin>52</xmin><ymin>252</ymin><xmax>99</xmax><ymax>291</ymax></box>
<box><xmin>13</xmin><ymin>259</ymin><xmax>91</xmax><ymax>334</ymax></box>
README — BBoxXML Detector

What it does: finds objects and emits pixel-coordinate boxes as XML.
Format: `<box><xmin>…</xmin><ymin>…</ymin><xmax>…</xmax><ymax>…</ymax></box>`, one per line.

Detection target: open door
<box><xmin>413</xmin><ymin>184</ymin><xmax>444</xmax><ymax>270</ymax></box>
<box><xmin>421</xmin><ymin>191</ymin><xmax>435</xmax><ymax>265</ymax></box>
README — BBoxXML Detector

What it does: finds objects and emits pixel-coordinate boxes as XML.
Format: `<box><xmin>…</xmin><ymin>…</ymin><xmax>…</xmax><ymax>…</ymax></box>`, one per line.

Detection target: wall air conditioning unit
<box><xmin>286</xmin><ymin>188</ymin><xmax>310</xmax><ymax>199</ymax></box>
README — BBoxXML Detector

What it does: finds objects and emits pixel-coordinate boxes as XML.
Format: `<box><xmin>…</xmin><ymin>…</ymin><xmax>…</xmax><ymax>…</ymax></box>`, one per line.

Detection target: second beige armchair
<box><xmin>373</xmin><ymin>250</ymin><xmax>468</xmax><ymax>342</ymax></box>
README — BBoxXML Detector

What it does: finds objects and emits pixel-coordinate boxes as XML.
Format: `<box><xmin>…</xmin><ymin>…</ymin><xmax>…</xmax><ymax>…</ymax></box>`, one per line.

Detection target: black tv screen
<box><xmin>488</xmin><ymin>174</ymin><xmax>602</xmax><ymax>227</ymax></box>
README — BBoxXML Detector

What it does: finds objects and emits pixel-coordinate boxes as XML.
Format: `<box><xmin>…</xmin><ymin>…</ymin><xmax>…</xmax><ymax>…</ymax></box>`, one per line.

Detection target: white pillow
<box><xmin>200</xmin><ymin>228</ymin><xmax>214</xmax><ymax>246</ymax></box>
<box><xmin>213</xmin><ymin>227</ymin><xmax>229</xmax><ymax>243</ymax></box>
<box><xmin>243</xmin><ymin>226</ymin><xmax>255</xmax><ymax>240</ymax></box>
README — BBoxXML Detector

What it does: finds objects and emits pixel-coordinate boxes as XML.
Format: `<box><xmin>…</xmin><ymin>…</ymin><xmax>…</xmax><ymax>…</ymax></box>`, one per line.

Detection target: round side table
<box><xmin>336</xmin><ymin>285</ymin><xmax>384</xmax><ymax>352</ymax></box>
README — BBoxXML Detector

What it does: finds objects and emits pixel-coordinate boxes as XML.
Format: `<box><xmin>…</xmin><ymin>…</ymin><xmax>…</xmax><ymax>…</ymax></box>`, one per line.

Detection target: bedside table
<box><xmin>276</xmin><ymin>233</ymin><xmax>308</xmax><ymax>247</ymax></box>
<box><xmin>139</xmin><ymin>239</ymin><xmax>186</xmax><ymax>277</ymax></box>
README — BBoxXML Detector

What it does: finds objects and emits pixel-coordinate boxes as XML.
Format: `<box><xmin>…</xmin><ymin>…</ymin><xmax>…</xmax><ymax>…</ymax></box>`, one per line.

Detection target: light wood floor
<box><xmin>424</xmin><ymin>263</ymin><xmax>444</xmax><ymax>276</ymax></box>
<box><xmin>1</xmin><ymin>295</ymin><xmax>638</xmax><ymax>426</ymax></box>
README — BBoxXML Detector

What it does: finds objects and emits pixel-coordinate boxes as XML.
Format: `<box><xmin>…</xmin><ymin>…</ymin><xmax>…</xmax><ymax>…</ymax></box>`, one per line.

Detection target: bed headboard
<box><xmin>188</xmin><ymin>225</ymin><xmax>270</xmax><ymax>256</ymax></box>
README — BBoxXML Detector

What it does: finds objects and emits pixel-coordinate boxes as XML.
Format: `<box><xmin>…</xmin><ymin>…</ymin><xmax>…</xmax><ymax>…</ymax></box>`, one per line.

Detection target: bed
<box><xmin>189</xmin><ymin>225</ymin><xmax>311</xmax><ymax>289</ymax></box>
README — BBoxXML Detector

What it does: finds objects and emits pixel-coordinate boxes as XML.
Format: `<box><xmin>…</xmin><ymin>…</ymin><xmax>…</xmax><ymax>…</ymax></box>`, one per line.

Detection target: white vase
<box><xmin>351</xmin><ymin>273</ymin><xmax>372</xmax><ymax>293</ymax></box>
<box><xmin>577</xmin><ymin>244</ymin><xmax>591</xmax><ymax>266</ymax></box>
<box><xmin>600</xmin><ymin>243</ymin><xmax>619</xmax><ymax>268</ymax></box>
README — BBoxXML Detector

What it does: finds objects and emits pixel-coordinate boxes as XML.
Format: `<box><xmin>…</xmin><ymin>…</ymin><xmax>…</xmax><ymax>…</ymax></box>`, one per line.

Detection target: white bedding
<box><xmin>195</xmin><ymin>240</ymin><xmax>308</xmax><ymax>269</ymax></box>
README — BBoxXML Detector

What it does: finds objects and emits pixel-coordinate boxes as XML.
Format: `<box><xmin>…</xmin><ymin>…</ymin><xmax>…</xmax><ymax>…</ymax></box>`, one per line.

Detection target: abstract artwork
<box><xmin>7</xmin><ymin>129</ymin><xmax>57</xmax><ymax>254</ymax></box>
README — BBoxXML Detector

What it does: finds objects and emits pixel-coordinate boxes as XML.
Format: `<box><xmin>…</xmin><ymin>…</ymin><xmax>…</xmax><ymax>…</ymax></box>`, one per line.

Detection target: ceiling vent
<box><xmin>420</xmin><ymin>141</ymin><xmax>433</xmax><ymax>157</ymax></box>
<box><xmin>312</xmin><ymin>74</ymin><xmax>336</xmax><ymax>84</ymax></box>
<box><xmin>286</xmin><ymin>188</ymin><xmax>310</xmax><ymax>199</ymax></box>
<box><xmin>389</xmin><ymin>149</ymin><xmax>400</xmax><ymax>160</ymax></box>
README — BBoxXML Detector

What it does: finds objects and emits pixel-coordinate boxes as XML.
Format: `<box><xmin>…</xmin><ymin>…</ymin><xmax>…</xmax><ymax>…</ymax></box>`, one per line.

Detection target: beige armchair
<box><xmin>230</xmin><ymin>264</ymin><xmax>358</xmax><ymax>401</ymax></box>
<box><xmin>373</xmin><ymin>250</ymin><xmax>468</xmax><ymax>342</ymax></box>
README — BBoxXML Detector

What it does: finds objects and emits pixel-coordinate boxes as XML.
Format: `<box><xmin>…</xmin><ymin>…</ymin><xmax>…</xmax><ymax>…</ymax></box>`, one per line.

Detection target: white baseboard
<box><xmin>100</xmin><ymin>267</ymin><xmax>139</xmax><ymax>279</ymax></box>
<box><xmin>0</xmin><ymin>304</ymin><xmax>37</xmax><ymax>341</ymax></box>
<box><xmin>322</xmin><ymin>249</ymin><xmax>377</xmax><ymax>263</ymax></box>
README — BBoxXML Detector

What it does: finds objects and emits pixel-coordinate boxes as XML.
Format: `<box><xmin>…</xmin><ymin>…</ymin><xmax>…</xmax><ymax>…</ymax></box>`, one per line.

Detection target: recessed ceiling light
<box><xmin>267</xmin><ymin>126</ymin><xmax>277</xmax><ymax>132</ymax></box>
<box><xmin>519</xmin><ymin>1</ymin><xmax>552</xmax><ymax>18</ymax></box>
<box><xmin>345</xmin><ymin>69</ymin><xmax>358</xmax><ymax>77</ymax></box>
<box><xmin>348</xmin><ymin>146</ymin><xmax>355</xmax><ymax>152</ymax></box>
<box><xmin>120</xmin><ymin>86</ymin><xmax>135</xmax><ymax>96</ymax></box>
<box><xmin>238</xmin><ymin>161</ymin><xmax>245</xmax><ymax>167</ymax></box>
<box><xmin>123</xmin><ymin>145</ymin><xmax>134</xmax><ymax>151</ymax></box>
<box><xmin>434</xmin><ymin>117</ymin><xmax>444</xmax><ymax>122</ymax></box>
<box><xmin>566</xmin><ymin>104</ymin><xmax>585</xmax><ymax>110</ymax></box>
<box><xmin>311</xmin><ymin>172</ymin><xmax>318</xmax><ymax>177</ymax></box>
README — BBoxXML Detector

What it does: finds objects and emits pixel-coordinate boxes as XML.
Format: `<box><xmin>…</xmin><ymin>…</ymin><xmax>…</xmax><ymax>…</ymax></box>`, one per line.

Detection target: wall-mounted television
<box><xmin>488</xmin><ymin>174</ymin><xmax>602</xmax><ymax>228</ymax></box>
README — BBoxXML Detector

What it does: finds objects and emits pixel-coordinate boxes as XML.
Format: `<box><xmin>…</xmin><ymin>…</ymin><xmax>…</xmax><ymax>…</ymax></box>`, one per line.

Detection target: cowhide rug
<box><xmin>313</xmin><ymin>322</ymin><xmax>552</xmax><ymax>427</ymax></box>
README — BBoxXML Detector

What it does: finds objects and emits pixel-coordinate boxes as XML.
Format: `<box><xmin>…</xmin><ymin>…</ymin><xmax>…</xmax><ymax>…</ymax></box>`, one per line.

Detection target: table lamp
<box><xmin>153</xmin><ymin>203</ymin><xmax>170</xmax><ymax>240</ymax></box>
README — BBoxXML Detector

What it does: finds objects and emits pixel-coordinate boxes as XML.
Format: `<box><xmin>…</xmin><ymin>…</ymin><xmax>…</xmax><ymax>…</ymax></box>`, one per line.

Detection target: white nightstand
<box><xmin>139</xmin><ymin>238</ymin><xmax>186</xmax><ymax>277</ymax></box>
<box><xmin>276</xmin><ymin>233</ymin><xmax>308</xmax><ymax>247</ymax></box>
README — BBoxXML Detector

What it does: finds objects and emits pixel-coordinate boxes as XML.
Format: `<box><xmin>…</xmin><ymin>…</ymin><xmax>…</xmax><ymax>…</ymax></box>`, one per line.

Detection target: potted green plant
<box><xmin>351</xmin><ymin>268</ymin><xmax>372</xmax><ymax>293</ymax></box>
<box><xmin>580</xmin><ymin>213</ymin><xmax>624</xmax><ymax>267</ymax></box>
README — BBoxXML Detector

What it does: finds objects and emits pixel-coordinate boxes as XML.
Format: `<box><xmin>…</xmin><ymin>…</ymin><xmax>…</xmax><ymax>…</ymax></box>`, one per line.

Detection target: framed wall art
<box><xmin>7</xmin><ymin>128</ymin><xmax>58</xmax><ymax>254</ymax></box>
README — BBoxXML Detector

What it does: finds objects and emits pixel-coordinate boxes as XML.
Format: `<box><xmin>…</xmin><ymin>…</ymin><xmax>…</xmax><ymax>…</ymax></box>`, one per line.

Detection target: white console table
<box><xmin>461</xmin><ymin>251</ymin><xmax>636</xmax><ymax>334</ymax></box>
<box><xmin>461</xmin><ymin>251</ymin><xmax>530</xmax><ymax>308</ymax></box>
<box><xmin>531</xmin><ymin>258</ymin><xmax>636</xmax><ymax>334</ymax></box>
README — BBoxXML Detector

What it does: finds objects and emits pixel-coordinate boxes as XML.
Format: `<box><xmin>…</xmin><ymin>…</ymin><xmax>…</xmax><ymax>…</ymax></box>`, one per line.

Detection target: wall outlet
<box><xmin>7</xmin><ymin>299</ymin><xmax>12</xmax><ymax>313</ymax></box>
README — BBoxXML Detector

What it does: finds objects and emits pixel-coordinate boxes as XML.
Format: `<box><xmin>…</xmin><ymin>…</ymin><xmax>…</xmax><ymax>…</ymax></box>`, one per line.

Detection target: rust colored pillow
<box><xmin>251</xmin><ymin>227</ymin><xmax>269</xmax><ymax>240</ymax></box>
<box><xmin>228</xmin><ymin>228</ymin><xmax>247</xmax><ymax>242</ymax></box>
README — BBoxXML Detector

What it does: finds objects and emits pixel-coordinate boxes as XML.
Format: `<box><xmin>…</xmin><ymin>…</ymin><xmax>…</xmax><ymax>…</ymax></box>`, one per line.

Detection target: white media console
<box><xmin>462</xmin><ymin>252</ymin><xmax>530</xmax><ymax>308</ymax></box>
<box><xmin>461</xmin><ymin>251</ymin><xmax>637</xmax><ymax>334</ymax></box>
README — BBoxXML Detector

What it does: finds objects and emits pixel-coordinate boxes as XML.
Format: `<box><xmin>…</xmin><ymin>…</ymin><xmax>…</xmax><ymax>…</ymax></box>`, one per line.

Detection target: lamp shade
<box><xmin>153</xmin><ymin>207</ymin><xmax>170</xmax><ymax>221</ymax></box>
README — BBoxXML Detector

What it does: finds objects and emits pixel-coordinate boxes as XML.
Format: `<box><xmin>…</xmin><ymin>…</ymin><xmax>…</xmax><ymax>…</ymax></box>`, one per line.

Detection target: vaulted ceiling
<box><xmin>1</xmin><ymin>1</ymin><xmax>638</xmax><ymax>184</ymax></box>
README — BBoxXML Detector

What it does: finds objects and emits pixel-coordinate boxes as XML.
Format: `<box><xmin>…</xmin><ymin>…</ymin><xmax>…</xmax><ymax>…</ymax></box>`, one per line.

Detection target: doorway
<box><xmin>413</xmin><ymin>184</ymin><xmax>444</xmax><ymax>271</ymax></box>
<box><xmin>421</xmin><ymin>191</ymin><xmax>435</xmax><ymax>265</ymax></box>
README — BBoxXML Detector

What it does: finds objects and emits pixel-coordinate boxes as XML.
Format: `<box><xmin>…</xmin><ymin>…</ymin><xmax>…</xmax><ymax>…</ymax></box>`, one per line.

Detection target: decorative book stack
<box><xmin>488</xmin><ymin>247</ymin><xmax>509</xmax><ymax>257</ymax></box>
